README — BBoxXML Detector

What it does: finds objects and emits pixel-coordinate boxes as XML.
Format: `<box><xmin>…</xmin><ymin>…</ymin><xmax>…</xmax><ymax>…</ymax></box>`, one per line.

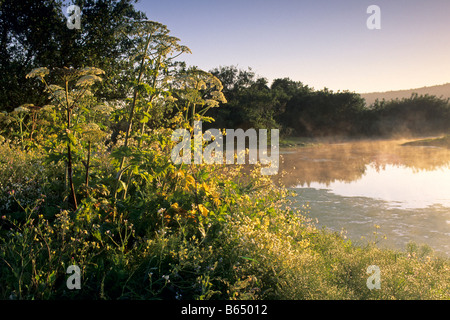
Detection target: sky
<box><xmin>134</xmin><ymin>0</ymin><xmax>450</xmax><ymax>93</ymax></box>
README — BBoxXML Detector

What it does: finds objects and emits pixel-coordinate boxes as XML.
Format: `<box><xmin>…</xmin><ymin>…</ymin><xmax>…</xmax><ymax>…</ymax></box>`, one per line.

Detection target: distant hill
<box><xmin>360</xmin><ymin>83</ymin><xmax>450</xmax><ymax>106</ymax></box>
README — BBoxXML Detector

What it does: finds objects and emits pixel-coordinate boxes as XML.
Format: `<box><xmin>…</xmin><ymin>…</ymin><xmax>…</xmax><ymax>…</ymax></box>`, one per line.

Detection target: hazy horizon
<box><xmin>360</xmin><ymin>82</ymin><xmax>450</xmax><ymax>105</ymax></box>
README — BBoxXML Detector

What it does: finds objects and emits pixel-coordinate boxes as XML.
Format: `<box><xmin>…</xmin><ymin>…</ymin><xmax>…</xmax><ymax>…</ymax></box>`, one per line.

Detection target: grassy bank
<box><xmin>401</xmin><ymin>135</ymin><xmax>450</xmax><ymax>149</ymax></box>
<box><xmin>279</xmin><ymin>137</ymin><xmax>318</xmax><ymax>148</ymax></box>
<box><xmin>1</xmin><ymin>142</ymin><xmax>449</xmax><ymax>300</ymax></box>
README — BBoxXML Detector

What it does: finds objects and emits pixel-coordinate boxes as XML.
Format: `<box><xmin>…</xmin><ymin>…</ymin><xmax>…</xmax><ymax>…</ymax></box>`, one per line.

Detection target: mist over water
<box><xmin>278</xmin><ymin>138</ymin><xmax>450</xmax><ymax>256</ymax></box>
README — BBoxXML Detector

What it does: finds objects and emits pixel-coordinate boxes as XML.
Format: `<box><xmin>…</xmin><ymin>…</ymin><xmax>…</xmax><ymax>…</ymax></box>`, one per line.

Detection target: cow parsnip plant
<box><xmin>26</xmin><ymin>66</ymin><xmax>105</xmax><ymax>209</ymax></box>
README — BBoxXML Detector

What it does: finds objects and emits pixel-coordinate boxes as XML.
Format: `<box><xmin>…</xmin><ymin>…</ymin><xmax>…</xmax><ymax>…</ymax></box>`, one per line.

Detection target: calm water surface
<box><xmin>278</xmin><ymin>138</ymin><xmax>450</xmax><ymax>256</ymax></box>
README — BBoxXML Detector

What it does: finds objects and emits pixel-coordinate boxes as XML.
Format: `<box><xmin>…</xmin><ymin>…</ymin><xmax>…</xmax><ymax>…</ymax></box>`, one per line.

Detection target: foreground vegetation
<box><xmin>1</xmin><ymin>1</ymin><xmax>450</xmax><ymax>300</ymax></box>
<box><xmin>1</xmin><ymin>141</ymin><xmax>450</xmax><ymax>300</ymax></box>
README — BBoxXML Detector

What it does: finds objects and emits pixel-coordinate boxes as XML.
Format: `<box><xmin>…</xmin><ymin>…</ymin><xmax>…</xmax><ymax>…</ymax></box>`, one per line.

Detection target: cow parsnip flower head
<box><xmin>211</xmin><ymin>91</ymin><xmax>227</xmax><ymax>104</ymax></box>
<box><xmin>50</xmin><ymin>89</ymin><xmax>72</xmax><ymax>104</ymax></box>
<box><xmin>80</xmin><ymin>89</ymin><xmax>94</xmax><ymax>97</ymax></box>
<box><xmin>210</xmin><ymin>76</ymin><xmax>224</xmax><ymax>91</ymax></box>
<box><xmin>81</xmin><ymin>122</ymin><xmax>106</xmax><ymax>142</ymax></box>
<box><xmin>26</xmin><ymin>67</ymin><xmax>49</xmax><ymax>79</ymax></box>
<box><xmin>205</xmin><ymin>99</ymin><xmax>219</xmax><ymax>108</ymax></box>
<box><xmin>78</xmin><ymin>67</ymin><xmax>105</xmax><ymax>76</ymax></box>
<box><xmin>83</xmin><ymin>122</ymin><xmax>101</xmax><ymax>132</ymax></box>
<box><xmin>41</xmin><ymin>105</ymin><xmax>55</xmax><ymax>112</ymax></box>
<box><xmin>14</xmin><ymin>105</ymin><xmax>32</xmax><ymax>113</ymax></box>
<box><xmin>165</xmin><ymin>95</ymin><xmax>178</xmax><ymax>103</ymax></box>
<box><xmin>93</xmin><ymin>104</ymin><xmax>114</xmax><ymax>114</ymax></box>
<box><xmin>46</xmin><ymin>85</ymin><xmax>64</xmax><ymax>94</ymax></box>
<box><xmin>180</xmin><ymin>45</ymin><xmax>192</xmax><ymax>55</ymax></box>
<box><xmin>197</xmin><ymin>80</ymin><xmax>207</xmax><ymax>90</ymax></box>
<box><xmin>76</xmin><ymin>74</ymin><xmax>103</xmax><ymax>87</ymax></box>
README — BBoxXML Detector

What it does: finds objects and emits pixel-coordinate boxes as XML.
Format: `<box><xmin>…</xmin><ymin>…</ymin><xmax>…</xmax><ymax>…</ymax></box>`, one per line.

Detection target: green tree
<box><xmin>0</xmin><ymin>0</ymin><xmax>146</xmax><ymax>111</ymax></box>
<box><xmin>369</xmin><ymin>94</ymin><xmax>450</xmax><ymax>136</ymax></box>
<box><xmin>209</xmin><ymin>66</ymin><xmax>279</xmax><ymax>130</ymax></box>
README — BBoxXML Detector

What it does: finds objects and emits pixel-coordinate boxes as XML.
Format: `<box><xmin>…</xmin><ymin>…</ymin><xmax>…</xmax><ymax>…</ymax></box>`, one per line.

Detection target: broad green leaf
<box><xmin>117</xmin><ymin>179</ymin><xmax>128</xmax><ymax>193</ymax></box>
<box><xmin>66</xmin><ymin>131</ymin><xmax>77</xmax><ymax>145</ymax></box>
<box><xmin>139</xmin><ymin>115</ymin><xmax>149</xmax><ymax>123</ymax></box>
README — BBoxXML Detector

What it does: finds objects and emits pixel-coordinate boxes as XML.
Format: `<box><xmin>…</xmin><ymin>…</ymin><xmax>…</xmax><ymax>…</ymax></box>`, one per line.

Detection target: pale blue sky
<box><xmin>135</xmin><ymin>0</ymin><xmax>450</xmax><ymax>93</ymax></box>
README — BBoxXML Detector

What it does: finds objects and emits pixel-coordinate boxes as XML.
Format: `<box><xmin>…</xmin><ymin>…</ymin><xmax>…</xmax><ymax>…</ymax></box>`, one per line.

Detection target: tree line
<box><xmin>209</xmin><ymin>66</ymin><xmax>450</xmax><ymax>137</ymax></box>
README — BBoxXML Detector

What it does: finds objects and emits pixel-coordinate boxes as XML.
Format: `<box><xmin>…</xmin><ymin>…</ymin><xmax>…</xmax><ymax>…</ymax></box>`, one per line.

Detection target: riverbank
<box><xmin>401</xmin><ymin>135</ymin><xmax>450</xmax><ymax>149</ymax></box>
<box><xmin>280</xmin><ymin>134</ymin><xmax>450</xmax><ymax>149</ymax></box>
<box><xmin>279</xmin><ymin>136</ymin><xmax>318</xmax><ymax>148</ymax></box>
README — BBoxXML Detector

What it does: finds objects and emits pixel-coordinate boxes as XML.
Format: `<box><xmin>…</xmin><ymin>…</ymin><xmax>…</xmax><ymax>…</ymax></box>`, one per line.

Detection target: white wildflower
<box><xmin>41</xmin><ymin>105</ymin><xmax>54</xmax><ymax>112</ymax></box>
<box><xmin>205</xmin><ymin>99</ymin><xmax>219</xmax><ymax>108</ymax></box>
<box><xmin>211</xmin><ymin>91</ymin><xmax>227</xmax><ymax>103</ymax></box>
<box><xmin>14</xmin><ymin>105</ymin><xmax>31</xmax><ymax>113</ymax></box>
<box><xmin>26</xmin><ymin>67</ymin><xmax>49</xmax><ymax>79</ymax></box>
<box><xmin>75</xmin><ymin>74</ymin><xmax>103</xmax><ymax>87</ymax></box>
<box><xmin>93</xmin><ymin>104</ymin><xmax>114</xmax><ymax>114</ymax></box>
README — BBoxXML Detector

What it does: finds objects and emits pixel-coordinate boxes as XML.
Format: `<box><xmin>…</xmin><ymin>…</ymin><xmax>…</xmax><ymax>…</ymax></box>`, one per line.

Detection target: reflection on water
<box><xmin>278</xmin><ymin>138</ymin><xmax>450</xmax><ymax>256</ymax></box>
<box><xmin>298</xmin><ymin>163</ymin><xmax>450</xmax><ymax>209</ymax></box>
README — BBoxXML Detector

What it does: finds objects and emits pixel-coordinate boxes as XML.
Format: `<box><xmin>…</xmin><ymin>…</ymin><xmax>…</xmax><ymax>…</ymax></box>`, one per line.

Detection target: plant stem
<box><xmin>139</xmin><ymin>56</ymin><xmax>161</xmax><ymax>144</ymax></box>
<box><xmin>114</xmin><ymin>32</ymin><xmax>153</xmax><ymax>200</ymax></box>
<box><xmin>19</xmin><ymin>117</ymin><xmax>24</xmax><ymax>149</ymax></box>
<box><xmin>119</xmin><ymin>32</ymin><xmax>152</xmax><ymax>168</ymax></box>
<box><xmin>65</xmin><ymin>79</ymin><xmax>77</xmax><ymax>210</ymax></box>
<box><xmin>85</xmin><ymin>140</ymin><xmax>91</xmax><ymax>187</ymax></box>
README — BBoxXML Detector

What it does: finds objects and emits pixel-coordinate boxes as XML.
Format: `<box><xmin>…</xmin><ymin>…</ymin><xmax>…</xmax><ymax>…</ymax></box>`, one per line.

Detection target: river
<box><xmin>277</xmin><ymin>137</ymin><xmax>450</xmax><ymax>257</ymax></box>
